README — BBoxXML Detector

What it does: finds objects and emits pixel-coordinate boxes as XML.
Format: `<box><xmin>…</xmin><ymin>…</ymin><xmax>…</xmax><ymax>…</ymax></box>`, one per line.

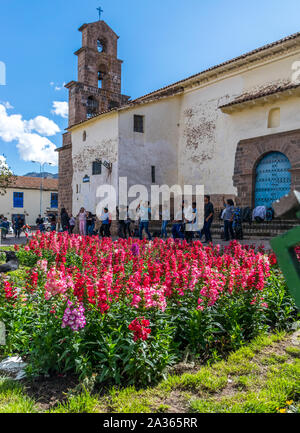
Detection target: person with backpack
<box><xmin>233</xmin><ymin>207</ymin><xmax>243</xmax><ymax>240</ymax></box>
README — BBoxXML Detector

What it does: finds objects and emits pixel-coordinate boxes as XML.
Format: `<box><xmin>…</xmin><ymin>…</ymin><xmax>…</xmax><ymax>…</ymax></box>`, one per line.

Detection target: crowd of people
<box><xmin>0</xmin><ymin>214</ymin><xmax>25</xmax><ymax>239</ymax></box>
<box><xmin>1</xmin><ymin>196</ymin><xmax>268</xmax><ymax>243</ymax></box>
<box><xmin>50</xmin><ymin>196</ymin><xmax>243</xmax><ymax>243</ymax></box>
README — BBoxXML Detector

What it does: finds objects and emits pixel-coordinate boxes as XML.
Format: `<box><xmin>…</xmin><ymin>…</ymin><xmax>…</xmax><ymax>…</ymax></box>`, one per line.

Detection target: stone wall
<box><xmin>57</xmin><ymin>132</ymin><xmax>73</xmax><ymax>216</ymax></box>
<box><xmin>233</xmin><ymin>128</ymin><xmax>300</xmax><ymax>208</ymax></box>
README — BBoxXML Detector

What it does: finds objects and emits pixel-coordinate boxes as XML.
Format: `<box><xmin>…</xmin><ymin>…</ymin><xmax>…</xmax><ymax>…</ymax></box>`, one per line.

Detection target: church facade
<box><xmin>57</xmin><ymin>19</ymin><xmax>300</xmax><ymax>217</ymax></box>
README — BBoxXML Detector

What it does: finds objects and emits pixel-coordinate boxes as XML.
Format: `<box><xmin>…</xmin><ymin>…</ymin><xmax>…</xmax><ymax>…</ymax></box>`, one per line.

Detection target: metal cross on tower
<box><xmin>97</xmin><ymin>6</ymin><xmax>104</xmax><ymax>20</ymax></box>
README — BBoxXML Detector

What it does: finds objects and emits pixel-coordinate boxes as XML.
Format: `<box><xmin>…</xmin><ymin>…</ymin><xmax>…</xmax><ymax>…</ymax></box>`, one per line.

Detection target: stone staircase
<box><xmin>147</xmin><ymin>219</ymin><xmax>299</xmax><ymax>240</ymax></box>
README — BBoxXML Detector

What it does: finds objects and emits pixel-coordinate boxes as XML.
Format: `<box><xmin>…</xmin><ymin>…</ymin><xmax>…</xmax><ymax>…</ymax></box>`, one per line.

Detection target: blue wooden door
<box><xmin>255</xmin><ymin>152</ymin><xmax>291</xmax><ymax>208</ymax></box>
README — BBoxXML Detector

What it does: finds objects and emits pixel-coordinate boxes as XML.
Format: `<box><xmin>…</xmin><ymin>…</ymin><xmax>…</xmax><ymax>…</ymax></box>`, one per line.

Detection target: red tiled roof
<box><xmin>10</xmin><ymin>176</ymin><xmax>58</xmax><ymax>191</ymax></box>
<box><xmin>220</xmin><ymin>82</ymin><xmax>300</xmax><ymax>109</ymax></box>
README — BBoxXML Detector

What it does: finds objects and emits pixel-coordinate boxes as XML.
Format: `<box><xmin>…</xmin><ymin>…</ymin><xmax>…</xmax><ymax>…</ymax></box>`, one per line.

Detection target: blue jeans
<box><xmin>139</xmin><ymin>221</ymin><xmax>152</xmax><ymax>240</ymax></box>
<box><xmin>87</xmin><ymin>223</ymin><xmax>95</xmax><ymax>236</ymax></box>
<box><xmin>172</xmin><ymin>223</ymin><xmax>184</xmax><ymax>239</ymax></box>
<box><xmin>224</xmin><ymin>220</ymin><xmax>234</xmax><ymax>241</ymax></box>
<box><xmin>202</xmin><ymin>219</ymin><xmax>213</xmax><ymax>242</ymax></box>
<box><xmin>161</xmin><ymin>220</ymin><xmax>169</xmax><ymax>238</ymax></box>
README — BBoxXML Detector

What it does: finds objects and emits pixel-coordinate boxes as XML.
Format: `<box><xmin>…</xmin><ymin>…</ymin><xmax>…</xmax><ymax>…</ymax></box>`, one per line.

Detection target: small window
<box><xmin>134</xmin><ymin>115</ymin><xmax>144</xmax><ymax>133</ymax></box>
<box><xmin>109</xmin><ymin>101</ymin><xmax>119</xmax><ymax>110</ymax></box>
<box><xmin>268</xmin><ymin>108</ymin><xmax>280</xmax><ymax>128</ymax></box>
<box><xmin>83</xmin><ymin>131</ymin><xmax>87</xmax><ymax>141</ymax></box>
<box><xmin>98</xmin><ymin>70</ymin><xmax>105</xmax><ymax>89</ymax></box>
<box><xmin>13</xmin><ymin>192</ymin><xmax>23</xmax><ymax>208</ymax></box>
<box><xmin>97</xmin><ymin>39</ymin><xmax>106</xmax><ymax>53</ymax></box>
<box><xmin>76</xmin><ymin>184</ymin><xmax>79</xmax><ymax>194</ymax></box>
<box><xmin>92</xmin><ymin>160</ymin><xmax>102</xmax><ymax>175</ymax></box>
<box><xmin>50</xmin><ymin>193</ymin><xmax>58</xmax><ymax>209</ymax></box>
<box><xmin>86</xmin><ymin>96</ymin><xmax>99</xmax><ymax>119</ymax></box>
<box><xmin>151</xmin><ymin>166</ymin><xmax>156</xmax><ymax>183</ymax></box>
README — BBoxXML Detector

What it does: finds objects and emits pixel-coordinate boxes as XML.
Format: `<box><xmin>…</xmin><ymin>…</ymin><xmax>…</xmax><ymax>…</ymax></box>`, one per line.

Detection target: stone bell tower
<box><xmin>57</xmin><ymin>19</ymin><xmax>130</xmax><ymax>215</ymax></box>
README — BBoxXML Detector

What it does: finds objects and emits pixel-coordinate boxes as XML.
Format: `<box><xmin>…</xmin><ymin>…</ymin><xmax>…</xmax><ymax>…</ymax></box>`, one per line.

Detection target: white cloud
<box><xmin>0</xmin><ymin>155</ymin><xmax>8</xmax><ymax>169</ymax></box>
<box><xmin>0</xmin><ymin>103</ymin><xmax>58</xmax><ymax>166</ymax></box>
<box><xmin>52</xmin><ymin>101</ymin><xmax>68</xmax><ymax>119</ymax></box>
<box><xmin>26</xmin><ymin>116</ymin><xmax>60</xmax><ymax>136</ymax></box>
<box><xmin>0</xmin><ymin>101</ymin><xmax>14</xmax><ymax>110</ymax></box>
<box><xmin>51</xmin><ymin>82</ymin><xmax>66</xmax><ymax>91</ymax></box>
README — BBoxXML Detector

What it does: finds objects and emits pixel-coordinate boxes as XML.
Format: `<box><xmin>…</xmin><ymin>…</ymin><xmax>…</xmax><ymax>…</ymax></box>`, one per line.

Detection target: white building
<box><xmin>0</xmin><ymin>177</ymin><xmax>58</xmax><ymax>226</ymax></box>
<box><xmin>58</xmin><ymin>20</ymin><xmax>300</xmax><ymax>217</ymax></box>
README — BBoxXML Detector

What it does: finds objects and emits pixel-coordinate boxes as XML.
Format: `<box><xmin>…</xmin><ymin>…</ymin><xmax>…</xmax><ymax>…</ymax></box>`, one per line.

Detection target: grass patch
<box><xmin>0</xmin><ymin>376</ymin><xmax>37</xmax><ymax>413</ymax></box>
<box><xmin>50</xmin><ymin>391</ymin><xmax>101</xmax><ymax>413</ymax></box>
<box><xmin>0</xmin><ymin>330</ymin><xmax>298</xmax><ymax>413</ymax></box>
<box><xmin>285</xmin><ymin>346</ymin><xmax>300</xmax><ymax>358</ymax></box>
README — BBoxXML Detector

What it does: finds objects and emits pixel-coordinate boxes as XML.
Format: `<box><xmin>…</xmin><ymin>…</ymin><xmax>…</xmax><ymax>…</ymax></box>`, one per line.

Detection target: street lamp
<box><xmin>31</xmin><ymin>161</ymin><xmax>53</xmax><ymax>217</ymax></box>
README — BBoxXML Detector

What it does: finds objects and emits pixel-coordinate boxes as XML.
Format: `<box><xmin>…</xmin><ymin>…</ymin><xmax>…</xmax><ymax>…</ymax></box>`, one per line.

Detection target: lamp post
<box><xmin>31</xmin><ymin>161</ymin><xmax>53</xmax><ymax>217</ymax></box>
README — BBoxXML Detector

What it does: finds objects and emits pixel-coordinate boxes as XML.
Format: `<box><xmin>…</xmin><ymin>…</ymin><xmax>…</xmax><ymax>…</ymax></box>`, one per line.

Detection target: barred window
<box><xmin>13</xmin><ymin>192</ymin><xmax>23</xmax><ymax>208</ymax></box>
<box><xmin>92</xmin><ymin>160</ymin><xmax>102</xmax><ymax>175</ymax></box>
<box><xmin>50</xmin><ymin>193</ymin><xmax>58</xmax><ymax>208</ymax></box>
<box><xmin>134</xmin><ymin>115</ymin><xmax>144</xmax><ymax>133</ymax></box>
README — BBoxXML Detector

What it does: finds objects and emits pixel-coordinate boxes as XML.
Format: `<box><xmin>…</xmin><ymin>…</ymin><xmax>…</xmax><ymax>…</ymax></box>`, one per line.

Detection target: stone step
<box><xmin>145</xmin><ymin>219</ymin><xmax>299</xmax><ymax>239</ymax></box>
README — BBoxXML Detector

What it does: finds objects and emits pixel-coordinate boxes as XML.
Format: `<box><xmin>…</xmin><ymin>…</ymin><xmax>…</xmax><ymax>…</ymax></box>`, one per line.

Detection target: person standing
<box><xmin>201</xmin><ymin>195</ymin><xmax>214</xmax><ymax>244</ymax></box>
<box><xmin>86</xmin><ymin>212</ymin><xmax>95</xmax><ymax>236</ymax></box>
<box><xmin>50</xmin><ymin>214</ymin><xmax>57</xmax><ymax>232</ymax></box>
<box><xmin>36</xmin><ymin>214</ymin><xmax>45</xmax><ymax>232</ymax></box>
<box><xmin>69</xmin><ymin>214</ymin><xmax>76</xmax><ymax>234</ymax></box>
<box><xmin>137</xmin><ymin>201</ymin><xmax>152</xmax><ymax>241</ymax></box>
<box><xmin>172</xmin><ymin>202</ymin><xmax>185</xmax><ymax>240</ymax></box>
<box><xmin>117</xmin><ymin>206</ymin><xmax>126</xmax><ymax>239</ymax></box>
<box><xmin>61</xmin><ymin>208</ymin><xmax>70</xmax><ymax>233</ymax></box>
<box><xmin>184</xmin><ymin>202</ymin><xmax>195</xmax><ymax>243</ymax></box>
<box><xmin>0</xmin><ymin>217</ymin><xmax>9</xmax><ymax>239</ymax></box>
<box><xmin>15</xmin><ymin>216</ymin><xmax>23</xmax><ymax>238</ymax></box>
<box><xmin>77</xmin><ymin>208</ymin><xmax>87</xmax><ymax>236</ymax></box>
<box><xmin>223</xmin><ymin>197</ymin><xmax>235</xmax><ymax>241</ymax></box>
<box><xmin>99</xmin><ymin>207</ymin><xmax>110</xmax><ymax>238</ymax></box>
<box><xmin>161</xmin><ymin>204</ymin><xmax>170</xmax><ymax>239</ymax></box>
<box><xmin>124</xmin><ymin>206</ymin><xmax>132</xmax><ymax>239</ymax></box>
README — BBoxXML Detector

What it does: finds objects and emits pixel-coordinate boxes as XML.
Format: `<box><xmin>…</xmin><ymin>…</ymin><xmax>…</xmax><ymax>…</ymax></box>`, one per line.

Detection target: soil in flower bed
<box><xmin>22</xmin><ymin>374</ymin><xmax>79</xmax><ymax>410</ymax></box>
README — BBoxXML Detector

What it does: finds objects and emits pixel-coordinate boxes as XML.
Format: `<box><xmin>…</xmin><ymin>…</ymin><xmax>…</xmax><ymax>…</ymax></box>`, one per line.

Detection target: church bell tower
<box><xmin>57</xmin><ymin>18</ymin><xmax>130</xmax><ymax>215</ymax></box>
<box><xmin>67</xmin><ymin>19</ymin><xmax>130</xmax><ymax>126</ymax></box>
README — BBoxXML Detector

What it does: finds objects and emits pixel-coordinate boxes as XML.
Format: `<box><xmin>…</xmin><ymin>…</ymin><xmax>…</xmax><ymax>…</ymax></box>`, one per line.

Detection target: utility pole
<box><xmin>32</xmin><ymin>161</ymin><xmax>52</xmax><ymax>217</ymax></box>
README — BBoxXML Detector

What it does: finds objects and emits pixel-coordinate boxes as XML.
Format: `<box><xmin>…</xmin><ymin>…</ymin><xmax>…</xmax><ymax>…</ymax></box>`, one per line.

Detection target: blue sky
<box><xmin>1</xmin><ymin>0</ymin><xmax>300</xmax><ymax>175</ymax></box>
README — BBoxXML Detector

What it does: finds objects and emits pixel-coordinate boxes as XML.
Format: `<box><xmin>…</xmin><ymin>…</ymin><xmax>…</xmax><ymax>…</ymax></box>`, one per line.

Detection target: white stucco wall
<box><xmin>71</xmin><ymin>112</ymin><xmax>119</xmax><ymax>215</ymax></box>
<box><xmin>70</xmin><ymin>46</ymin><xmax>300</xmax><ymax>209</ymax></box>
<box><xmin>118</xmin><ymin>96</ymin><xmax>181</xmax><ymax>194</ymax></box>
<box><xmin>178</xmin><ymin>50</ymin><xmax>300</xmax><ymax>195</ymax></box>
<box><xmin>0</xmin><ymin>188</ymin><xmax>57</xmax><ymax>226</ymax></box>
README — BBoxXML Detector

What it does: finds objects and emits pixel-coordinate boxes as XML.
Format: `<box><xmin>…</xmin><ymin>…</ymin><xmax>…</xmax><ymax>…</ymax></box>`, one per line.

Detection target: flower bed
<box><xmin>0</xmin><ymin>233</ymin><xmax>297</xmax><ymax>386</ymax></box>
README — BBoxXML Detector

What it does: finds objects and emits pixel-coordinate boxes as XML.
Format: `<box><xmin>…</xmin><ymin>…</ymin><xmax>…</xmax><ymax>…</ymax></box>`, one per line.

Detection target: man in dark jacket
<box><xmin>60</xmin><ymin>209</ymin><xmax>70</xmax><ymax>232</ymax></box>
<box><xmin>202</xmin><ymin>195</ymin><xmax>214</xmax><ymax>243</ymax></box>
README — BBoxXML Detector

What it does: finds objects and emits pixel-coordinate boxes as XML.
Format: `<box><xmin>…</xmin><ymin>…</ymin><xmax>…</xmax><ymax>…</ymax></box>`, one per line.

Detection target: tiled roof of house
<box><xmin>10</xmin><ymin>176</ymin><xmax>58</xmax><ymax>191</ymax></box>
<box><xmin>219</xmin><ymin>82</ymin><xmax>300</xmax><ymax>109</ymax></box>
